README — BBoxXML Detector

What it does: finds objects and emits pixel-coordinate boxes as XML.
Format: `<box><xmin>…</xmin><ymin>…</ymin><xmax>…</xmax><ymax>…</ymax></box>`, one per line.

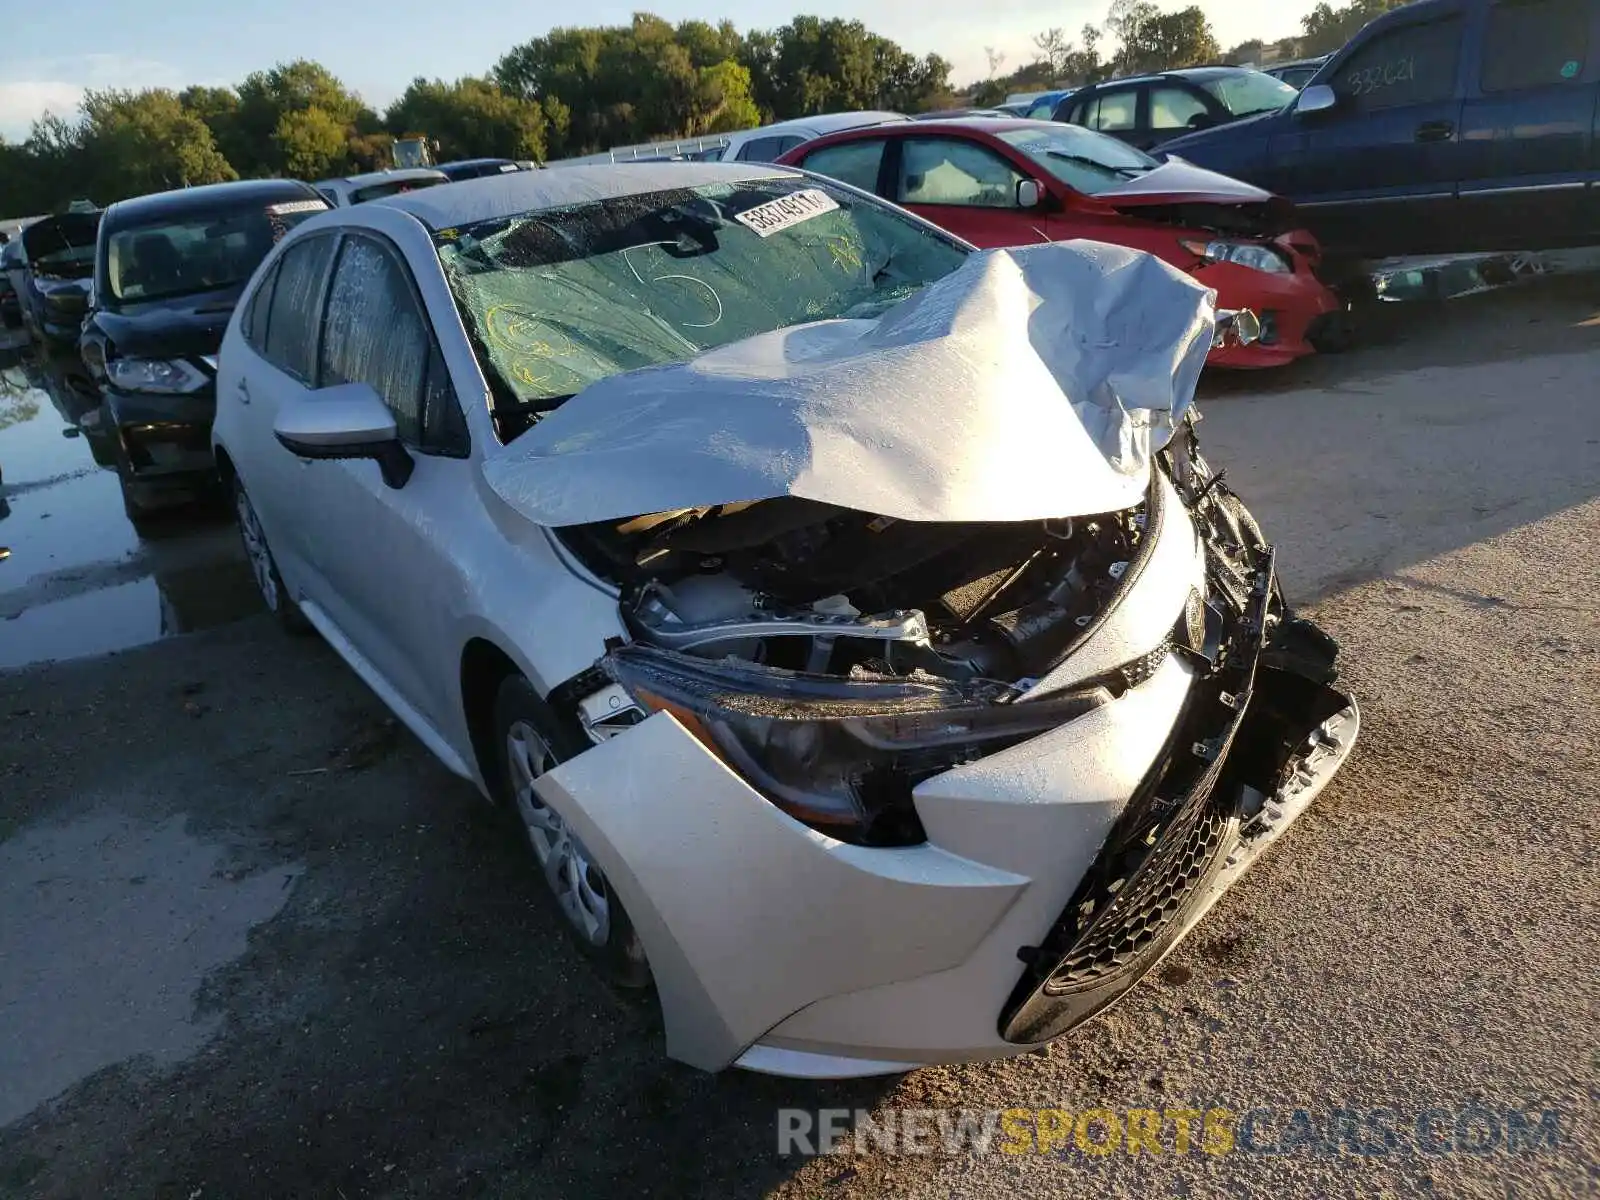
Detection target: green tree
<box><xmin>179</xmin><ymin>85</ymin><xmax>249</xmax><ymax>167</ymax></box>
<box><xmin>273</xmin><ymin>106</ymin><xmax>348</xmax><ymax>179</ymax></box>
<box><xmin>236</xmin><ymin>60</ymin><xmax>368</xmax><ymax>173</ymax></box>
<box><xmin>1301</xmin><ymin>0</ymin><xmax>1413</xmax><ymax>56</ymax></box>
<box><xmin>386</xmin><ymin>77</ymin><xmax>547</xmax><ymax>162</ymax></box>
<box><xmin>691</xmin><ymin>60</ymin><xmax>761</xmax><ymax>134</ymax></box>
<box><xmin>675</xmin><ymin>19</ymin><xmax>745</xmax><ymax>68</ymax></box>
<box><xmin>1224</xmin><ymin>39</ymin><xmax>1266</xmax><ymax>65</ymax></box>
<box><xmin>1110</xmin><ymin>3</ymin><xmax>1220</xmax><ymax>74</ymax></box>
<box><xmin>80</xmin><ymin>89</ymin><xmax>237</xmax><ymax>200</ymax></box>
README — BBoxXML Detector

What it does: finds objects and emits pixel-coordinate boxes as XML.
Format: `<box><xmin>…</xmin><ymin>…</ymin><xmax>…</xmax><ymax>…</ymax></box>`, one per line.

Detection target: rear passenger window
<box><xmin>241</xmin><ymin>258</ymin><xmax>280</xmax><ymax>350</ymax></box>
<box><xmin>318</xmin><ymin>235</ymin><xmax>430</xmax><ymax>446</ymax></box>
<box><xmin>800</xmin><ymin>140</ymin><xmax>888</xmax><ymax>193</ymax></box>
<box><xmin>1084</xmin><ymin>90</ymin><xmax>1139</xmax><ymax>132</ymax></box>
<box><xmin>1336</xmin><ymin>19</ymin><xmax>1463</xmax><ymax>109</ymax></box>
<box><xmin>1481</xmin><ymin>0</ymin><xmax>1590</xmax><ymax>92</ymax></box>
<box><xmin>736</xmin><ymin>135</ymin><xmax>803</xmax><ymax>163</ymax></box>
<box><xmin>263</xmin><ymin>234</ymin><xmax>336</xmax><ymax>382</ymax></box>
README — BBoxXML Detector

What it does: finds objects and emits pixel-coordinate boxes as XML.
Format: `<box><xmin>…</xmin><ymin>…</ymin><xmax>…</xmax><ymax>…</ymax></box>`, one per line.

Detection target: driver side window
<box><xmin>899</xmin><ymin>138</ymin><xmax>1027</xmax><ymax>208</ymax></box>
<box><xmin>318</xmin><ymin>234</ymin><xmax>467</xmax><ymax>455</ymax></box>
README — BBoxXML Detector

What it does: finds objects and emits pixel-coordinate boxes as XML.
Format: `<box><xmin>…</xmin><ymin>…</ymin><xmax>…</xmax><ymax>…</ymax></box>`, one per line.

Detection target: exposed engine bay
<box><xmin>563</xmin><ymin>488</ymin><xmax>1148</xmax><ymax>691</ymax></box>
<box><xmin>1109</xmin><ymin>194</ymin><xmax>1297</xmax><ymax>239</ymax></box>
<box><xmin>551</xmin><ymin>414</ymin><xmax>1293</xmax><ymax>845</ymax></box>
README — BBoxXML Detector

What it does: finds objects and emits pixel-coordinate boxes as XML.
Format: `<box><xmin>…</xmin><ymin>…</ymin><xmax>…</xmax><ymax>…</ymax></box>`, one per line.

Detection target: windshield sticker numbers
<box><xmin>267</xmin><ymin>199</ymin><xmax>328</xmax><ymax>216</ymax></box>
<box><xmin>1346</xmin><ymin>56</ymin><xmax>1415</xmax><ymax>96</ymax></box>
<box><xmin>734</xmin><ymin>189</ymin><xmax>840</xmax><ymax>238</ymax></box>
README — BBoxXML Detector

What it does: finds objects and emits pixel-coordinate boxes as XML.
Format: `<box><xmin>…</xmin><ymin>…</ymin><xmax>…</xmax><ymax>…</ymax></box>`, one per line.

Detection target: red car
<box><xmin>776</xmin><ymin>119</ymin><xmax>1345</xmax><ymax>368</ymax></box>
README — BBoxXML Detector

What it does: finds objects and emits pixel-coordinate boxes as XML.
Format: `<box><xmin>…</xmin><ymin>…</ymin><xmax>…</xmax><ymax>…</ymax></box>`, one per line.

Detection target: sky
<box><xmin>0</xmin><ymin>0</ymin><xmax>1321</xmax><ymax>141</ymax></box>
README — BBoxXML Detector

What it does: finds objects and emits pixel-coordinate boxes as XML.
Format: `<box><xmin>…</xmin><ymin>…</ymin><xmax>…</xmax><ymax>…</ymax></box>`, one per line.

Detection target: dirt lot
<box><xmin>1</xmin><ymin>279</ymin><xmax>1597</xmax><ymax>1198</ymax></box>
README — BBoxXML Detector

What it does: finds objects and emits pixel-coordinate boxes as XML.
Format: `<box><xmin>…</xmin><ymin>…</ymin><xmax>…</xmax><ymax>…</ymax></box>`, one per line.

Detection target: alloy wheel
<box><xmin>235</xmin><ymin>486</ymin><xmax>279</xmax><ymax>613</ymax></box>
<box><xmin>505</xmin><ymin>720</ymin><xmax>611</xmax><ymax>946</ymax></box>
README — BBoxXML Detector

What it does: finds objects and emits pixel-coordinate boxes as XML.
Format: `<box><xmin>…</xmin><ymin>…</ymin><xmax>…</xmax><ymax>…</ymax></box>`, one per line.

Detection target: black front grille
<box><xmin>1044</xmin><ymin>787</ymin><xmax>1235</xmax><ymax>993</ymax></box>
<box><xmin>998</xmin><ymin>551</ymin><xmax>1277</xmax><ymax>1046</ymax></box>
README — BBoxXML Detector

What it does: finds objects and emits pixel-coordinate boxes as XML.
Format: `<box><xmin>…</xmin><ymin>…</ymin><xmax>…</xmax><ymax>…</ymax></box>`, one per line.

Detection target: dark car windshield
<box><xmin>351</xmin><ymin>177</ymin><xmax>445</xmax><ymax>204</ymax></box>
<box><xmin>106</xmin><ymin>198</ymin><xmax>326</xmax><ymax>304</ymax></box>
<box><xmin>1198</xmin><ymin>71</ymin><xmax>1299</xmax><ymax>117</ymax></box>
<box><xmin>996</xmin><ymin>125</ymin><xmax>1157</xmax><ymax>193</ymax></box>
<box><xmin>437</xmin><ymin>176</ymin><xmax>969</xmax><ymax>440</ymax></box>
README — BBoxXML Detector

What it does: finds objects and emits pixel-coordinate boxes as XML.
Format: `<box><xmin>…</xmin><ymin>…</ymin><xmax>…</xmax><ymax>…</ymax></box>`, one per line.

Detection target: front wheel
<box><xmin>492</xmin><ymin>674</ymin><xmax>650</xmax><ymax>988</ymax></box>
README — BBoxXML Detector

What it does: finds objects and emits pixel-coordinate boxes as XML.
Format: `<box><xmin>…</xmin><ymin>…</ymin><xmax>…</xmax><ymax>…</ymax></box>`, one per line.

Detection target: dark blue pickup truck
<box><xmin>1160</xmin><ymin>0</ymin><xmax>1600</xmax><ymax>261</ymax></box>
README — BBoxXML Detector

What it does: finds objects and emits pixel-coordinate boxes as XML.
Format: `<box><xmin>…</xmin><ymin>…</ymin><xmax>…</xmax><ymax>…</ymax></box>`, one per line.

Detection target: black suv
<box><xmin>1054</xmin><ymin>67</ymin><xmax>1302</xmax><ymax>151</ymax></box>
<box><xmin>80</xmin><ymin>179</ymin><xmax>328</xmax><ymax>525</ymax></box>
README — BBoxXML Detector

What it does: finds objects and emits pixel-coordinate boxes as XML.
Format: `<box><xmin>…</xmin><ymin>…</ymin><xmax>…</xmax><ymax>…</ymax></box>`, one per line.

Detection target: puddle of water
<box><xmin>0</xmin><ymin>811</ymin><xmax>301</xmax><ymax>1126</ymax></box>
<box><xmin>0</xmin><ymin>359</ymin><xmax>140</xmax><ymax>588</ymax></box>
<box><xmin>0</xmin><ymin>351</ymin><xmax>265</xmax><ymax>670</ymax></box>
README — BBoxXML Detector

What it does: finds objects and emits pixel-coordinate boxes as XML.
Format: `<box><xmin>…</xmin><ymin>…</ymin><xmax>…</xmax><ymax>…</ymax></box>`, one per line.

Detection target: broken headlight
<box><xmin>1180</xmin><ymin>238</ymin><xmax>1293</xmax><ymax>275</ymax></box>
<box><xmin>604</xmin><ymin>644</ymin><xmax>1107</xmax><ymax>845</ymax></box>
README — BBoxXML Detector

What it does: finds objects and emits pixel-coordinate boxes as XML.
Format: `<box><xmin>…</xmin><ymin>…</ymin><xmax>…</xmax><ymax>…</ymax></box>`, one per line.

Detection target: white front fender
<box><xmin>532</xmin><ymin>712</ymin><xmax>1029</xmax><ymax>1071</ymax></box>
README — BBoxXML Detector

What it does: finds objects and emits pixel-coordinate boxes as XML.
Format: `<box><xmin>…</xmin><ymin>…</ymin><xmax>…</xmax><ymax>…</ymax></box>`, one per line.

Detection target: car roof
<box><xmin>324</xmin><ymin>168</ymin><xmax>448</xmax><ymax>190</ymax></box>
<box><xmin>1077</xmin><ymin>65</ymin><xmax>1265</xmax><ymax>91</ymax></box>
<box><xmin>103</xmin><ymin>179</ymin><xmax>324</xmax><ymax>230</ymax></box>
<box><xmin>376</xmin><ymin>162</ymin><xmax>798</xmax><ymax>230</ymax></box>
<box><xmin>436</xmin><ymin>157</ymin><xmax>516</xmax><ymax>169</ymax></box>
<box><xmin>806</xmin><ymin>116</ymin><xmax>1062</xmax><ymax>139</ymax></box>
<box><xmin>736</xmin><ymin>111</ymin><xmax>909</xmax><ymax>138</ymax></box>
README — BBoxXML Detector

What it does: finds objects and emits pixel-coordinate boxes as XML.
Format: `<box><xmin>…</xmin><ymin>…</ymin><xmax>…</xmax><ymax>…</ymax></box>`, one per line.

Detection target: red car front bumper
<box><xmin>1190</xmin><ymin>231</ymin><xmax>1342</xmax><ymax>369</ymax></box>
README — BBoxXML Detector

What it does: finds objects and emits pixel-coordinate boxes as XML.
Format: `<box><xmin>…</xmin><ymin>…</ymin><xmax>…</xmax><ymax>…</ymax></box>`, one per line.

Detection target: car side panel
<box><xmin>1268</xmin><ymin>11</ymin><xmax>1470</xmax><ymax>258</ymax></box>
<box><xmin>1455</xmin><ymin>0</ymin><xmax>1600</xmax><ymax>248</ymax></box>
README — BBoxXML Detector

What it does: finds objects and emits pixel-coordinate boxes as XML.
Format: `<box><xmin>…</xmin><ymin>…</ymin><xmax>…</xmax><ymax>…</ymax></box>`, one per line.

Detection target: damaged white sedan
<box><xmin>213</xmin><ymin>163</ymin><xmax>1357</xmax><ymax>1078</ymax></box>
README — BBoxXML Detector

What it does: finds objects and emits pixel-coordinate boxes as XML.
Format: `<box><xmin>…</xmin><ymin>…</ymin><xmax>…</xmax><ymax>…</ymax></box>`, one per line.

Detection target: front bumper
<box><xmin>999</xmin><ymin>553</ymin><xmax>1354</xmax><ymax>1043</ymax></box>
<box><xmin>106</xmin><ymin>386</ymin><xmax>218</xmax><ymax>483</ymax></box>
<box><xmin>533</xmin><ymin>472</ymin><xmax>1357</xmax><ymax>1076</ymax></box>
<box><xmin>1198</xmin><ymin>240</ymin><xmax>1342</xmax><ymax>370</ymax></box>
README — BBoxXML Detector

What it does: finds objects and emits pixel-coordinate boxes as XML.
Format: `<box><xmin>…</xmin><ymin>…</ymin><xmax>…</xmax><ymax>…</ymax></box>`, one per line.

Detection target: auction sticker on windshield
<box><xmin>735</xmin><ymin>189</ymin><xmax>840</xmax><ymax>238</ymax></box>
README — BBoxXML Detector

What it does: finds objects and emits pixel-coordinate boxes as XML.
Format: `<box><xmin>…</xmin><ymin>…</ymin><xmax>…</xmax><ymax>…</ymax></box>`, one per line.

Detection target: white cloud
<box><xmin>0</xmin><ymin>82</ymin><xmax>84</xmax><ymax>140</ymax></box>
<box><xmin>0</xmin><ymin>55</ymin><xmax>188</xmax><ymax>140</ymax></box>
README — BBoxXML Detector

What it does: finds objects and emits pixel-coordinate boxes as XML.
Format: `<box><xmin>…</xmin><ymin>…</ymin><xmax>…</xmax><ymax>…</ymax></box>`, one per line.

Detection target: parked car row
<box><xmin>5</xmin><ymin>160</ymin><xmax>542</xmax><ymax>523</ymax></box>
<box><xmin>777</xmin><ymin>118</ymin><xmax>1347</xmax><ymax>367</ymax></box>
<box><xmin>77</xmin><ymin>179</ymin><xmax>331</xmax><ymax>524</ymax></box>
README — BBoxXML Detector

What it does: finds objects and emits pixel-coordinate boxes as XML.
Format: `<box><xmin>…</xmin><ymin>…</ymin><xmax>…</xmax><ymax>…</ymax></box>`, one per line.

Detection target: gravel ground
<box><xmin>0</xmin><ymin>279</ymin><xmax>1596</xmax><ymax>1198</ymax></box>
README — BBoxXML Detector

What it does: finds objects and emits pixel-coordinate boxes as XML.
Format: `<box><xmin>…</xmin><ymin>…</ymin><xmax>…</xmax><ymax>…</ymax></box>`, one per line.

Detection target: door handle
<box><xmin>236</xmin><ymin>381</ymin><xmax>251</xmax><ymax>405</ymax></box>
<box><xmin>1415</xmin><ymin>121</ymin><xmax>1454</xmax><ymax>143</ymax></box>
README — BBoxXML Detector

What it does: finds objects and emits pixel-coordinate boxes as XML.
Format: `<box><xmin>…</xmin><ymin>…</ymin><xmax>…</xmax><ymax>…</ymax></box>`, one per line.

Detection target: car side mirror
<box><xmin>1187</xmin><ymin>112</ymin><xmax>1216</xmax><ymax>130</ymax></box>
<box><xmin>273</xmin><ymin>382</ymin><xmax>414</xmax><ymax>489</ymax></box>
<box><xmin>1016</xmin><ymin>179</ymin><xmax>1043</xmax><ymax>209</ymax></box>
<box><xmin>1297</xmin><ymin>84</ymin><xmax>1337</xmax><ymax>115</ymax></box>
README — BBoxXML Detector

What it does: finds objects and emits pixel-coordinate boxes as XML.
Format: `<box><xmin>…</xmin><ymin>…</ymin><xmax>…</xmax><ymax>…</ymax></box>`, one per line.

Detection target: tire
<box><xmin>492</xmin><ymin>674</ymin><xmax>651</xmax><ymax>989</ymax></box>
<box><xmin>231</xmin><ymin>476</ymin><xmax>310</xmax><ymax>634</ymax></box>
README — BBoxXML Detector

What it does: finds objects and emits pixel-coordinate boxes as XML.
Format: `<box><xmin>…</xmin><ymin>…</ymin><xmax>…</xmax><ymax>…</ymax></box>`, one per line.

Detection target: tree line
<box><xmin>972</xmin><ymin>0</ymin><xmax>1413</xmax><ymax>107</ymax></box>
<box><xmin>0</xmin><ymin>1</ymin><xmax>1410</xmax><ymax>217</ymax></box>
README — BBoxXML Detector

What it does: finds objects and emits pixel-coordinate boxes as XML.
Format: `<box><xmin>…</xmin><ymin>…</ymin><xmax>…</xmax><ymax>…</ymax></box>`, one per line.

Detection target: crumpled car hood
<box><xmin>483</xmin><ymin>240</ymin><xmax>1215</xmax><ymax>528</ymax></box>
<box><xmin>1100</xmin><ymin>158</ymin><xmax>1276</xmax><ymax>207</ymax></box>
